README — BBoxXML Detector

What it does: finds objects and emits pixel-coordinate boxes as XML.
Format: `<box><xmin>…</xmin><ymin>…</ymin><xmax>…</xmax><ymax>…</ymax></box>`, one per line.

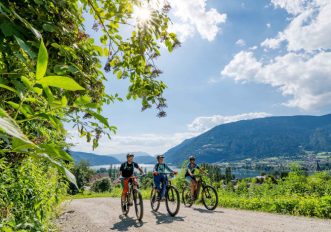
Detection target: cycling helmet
<box><xmin>189</xmin><ymin>155</ymin><xmax>195</xmax><ymax>160</ymax></box>
<box><xmin>156</xmin><ymin>154</ymin><xmax>165</xmax><ymax>159</ymax></box>
<box><xmin>127</xmin><ymin>153</ymin><xmax>134</xmax><ymax>158</ymax></box>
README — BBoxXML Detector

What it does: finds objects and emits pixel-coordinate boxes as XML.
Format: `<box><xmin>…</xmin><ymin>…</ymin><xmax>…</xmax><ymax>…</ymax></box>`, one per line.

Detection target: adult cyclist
<box><xmin>153</xmin><ymin>154</ymin><xmax>177</xmax><ymax>200</ymax></box>
<box><xmin>185</xmin><ymin>155</ymin><xmax>204</xmax><ymax>200</ymax></box>
<box><xmin>118</xmin><ymin>153</ymin><xmax>144</xmax><ymax>210</ymax></box>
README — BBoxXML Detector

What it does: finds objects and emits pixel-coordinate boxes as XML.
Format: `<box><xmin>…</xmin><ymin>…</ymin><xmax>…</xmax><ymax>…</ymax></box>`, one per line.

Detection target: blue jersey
<box><xmin>153</xmin><ymin>163</ymin><xmax>173</xmax><ymax>173</ymax></box>
<box><xmin>185</xmin><ymin>163</ymin><xmax>200</xmax><ymax>177</ymax></box>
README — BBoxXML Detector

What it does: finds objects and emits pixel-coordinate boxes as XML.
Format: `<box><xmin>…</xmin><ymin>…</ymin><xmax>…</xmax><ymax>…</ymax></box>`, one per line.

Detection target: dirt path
<box><xmin>58</xmin><ymin>197</ymin><xmax>331</xmax><ymax>232</ymax></box>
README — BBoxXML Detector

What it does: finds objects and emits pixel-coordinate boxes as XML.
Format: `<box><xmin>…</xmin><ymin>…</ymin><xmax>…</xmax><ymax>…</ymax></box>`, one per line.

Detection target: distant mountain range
<box><xmin>164</xmin><ymin>114</ymin><xmax>331</xmax><ymax>165</ymax></box>
<box><xmin>69</xmin><ymin>151</ymin><xmax>155</xmax><ymax>166</ymax></box>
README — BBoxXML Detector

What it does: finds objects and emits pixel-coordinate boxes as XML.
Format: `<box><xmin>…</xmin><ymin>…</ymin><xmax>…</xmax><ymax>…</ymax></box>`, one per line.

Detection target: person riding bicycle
<box><xmin>118</xmin><ymin>153</ymin><xmax>144</xmax><ymax>209</ymax></box>
<box><xmin>153</xmin><ymin>154</ymin><xmax>177</xmax><ymax>200</ymax></box>
<box><xmin>185</xmin><ymin>155</ymin><xmax>204</xmax><ymax>200</ymax></box>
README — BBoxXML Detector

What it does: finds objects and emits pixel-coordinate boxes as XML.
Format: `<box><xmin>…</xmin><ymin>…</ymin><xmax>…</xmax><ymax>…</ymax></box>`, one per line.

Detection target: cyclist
<box><xmin>185</xmin><ymin>155</ymin><xmax>204</xmax><ymax>200</ymax></box>
<box><xmin>153</xmin><ymin>154</ymin><xmax>177</xmax><ymax>200</ymax></box>
<box><xmin>118</xmin><ymin>153</ymin><xmax>144</xmax><ymax>210</ymax></box>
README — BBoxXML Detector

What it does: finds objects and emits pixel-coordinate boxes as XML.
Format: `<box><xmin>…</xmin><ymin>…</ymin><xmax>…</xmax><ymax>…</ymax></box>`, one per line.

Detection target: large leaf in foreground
<box><xmin>0</xmin><ymin>108</ymin><xmax>33</xmax><ymax>145</ymax></box>
<box><xmin>0</xmin><ymin>107</ymin><xmax>77</xmax><ymax>187</ymax></box>
<box><xmin>38</xmin><ymin>76</ymin><xmax>85</xmax><ymax>91</ymax></box>
<box><xmin>36</xmin><ymin>39</ymin><xmax>48</xmax><ymax>79</ymax></box>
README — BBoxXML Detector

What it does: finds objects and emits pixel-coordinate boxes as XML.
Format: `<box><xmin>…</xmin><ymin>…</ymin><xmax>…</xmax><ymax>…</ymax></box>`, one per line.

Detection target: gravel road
<box><xmin>58</xmin><ymin>197</ymin><xmax>331</xmax><ymax>232</ymax></box>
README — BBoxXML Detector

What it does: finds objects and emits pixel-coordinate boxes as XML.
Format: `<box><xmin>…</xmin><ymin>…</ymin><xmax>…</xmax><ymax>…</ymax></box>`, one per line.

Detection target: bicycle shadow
<box><xmin>151</xmin><ymin>211</ymin><xmax>185</xmax><ymax>224</ymax></box>
<box><xmin>110</xmin><ymin>215</ymin><xmax>146</xmax><ymax>231</ymax></box>
<box><xmin>193</xmin><ymin>207</ymin><xmax>224</xmax><ymax>214</ymax></box>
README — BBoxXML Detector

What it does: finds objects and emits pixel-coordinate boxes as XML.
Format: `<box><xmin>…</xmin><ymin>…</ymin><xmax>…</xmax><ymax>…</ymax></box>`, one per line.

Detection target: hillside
<box><xmin>110</xmin><ymin>152</ymin><xmax>155</xmax><ymax>163</ymax></box>
<box><xmin>164</xmin><ymin>114</ymin><xmax>331</xmax><ymax>165</ymax></box>
<box><xmin>69</xmin><ymin>151</ymin><xmax>155</xmax><ymax>165</ymax></box>
<box><xmin>70</xmin><ymin>151</ymin><xmax>120</xmax><ymax>165</ymax></box>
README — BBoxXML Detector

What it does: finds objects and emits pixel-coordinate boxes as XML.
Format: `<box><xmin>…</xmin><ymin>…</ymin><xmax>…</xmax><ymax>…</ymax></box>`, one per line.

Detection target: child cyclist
<box><xmin>152</xmin><ymin>154</ymin><xmax>177</xmax><ymax>200</ymax></box>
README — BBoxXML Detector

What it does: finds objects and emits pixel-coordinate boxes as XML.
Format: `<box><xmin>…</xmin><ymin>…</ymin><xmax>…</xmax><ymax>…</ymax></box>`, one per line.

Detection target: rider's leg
<box><xmin>154</xmin><ymin>174</ymin><xmax>161</xmax><ymax>193</ymax></box>
<box><xmin>121</xmin><ymin>178</ymin><xmax>129</xmax><ymax>203</ymax></box>
<box><xmin>160</xmin><ymin>175</ymin><xmax>167</xmax><ymax>198</ymax></box>
<box><xmin>186</xmin><ymin>176</ymin><xmax>195</xmax><ymax>198</ymax></box>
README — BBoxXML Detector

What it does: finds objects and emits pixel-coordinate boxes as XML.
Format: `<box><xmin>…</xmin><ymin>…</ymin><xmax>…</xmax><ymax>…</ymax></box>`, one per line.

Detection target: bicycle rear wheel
<box><xmin>150</xmin><ymin>188</ymin><xmax>160</xmax><ymax>212</ymax></box>
<box><xmin>182</xmin><ymin>186</ymin><xmax>193</xmax><ymax>207</ymax></box>
<box><xmin>201</xmin><ymin>185</ymin><xmax>218</xmax><ymax>210</ymax></box>
<box><xmin>121</xmin><ymin>195</ymin><xmax>130</xmax><ymax>216</ymax></box>
<box><xmin>165</xmin><ymin>185</ymin><xmax>180</xmax><ymax>217</ymax></box>
<box><xmin>133</xmin><ymin>189</ymin><xmax>144</xmax><ymax>220</ymax></box>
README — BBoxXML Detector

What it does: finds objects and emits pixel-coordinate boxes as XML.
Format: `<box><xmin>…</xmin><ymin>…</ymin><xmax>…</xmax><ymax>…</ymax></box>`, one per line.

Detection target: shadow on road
<box><xmin>193</xmin><ymin>207</ymin><xmax>224</xmax><ymax>214</ymax></box>
<box><xmin>151</xmin><ymin>211</ymin><xmax>185</xmax><ymax>224</ymax></box>
<box><xmin>111</xmin><ymin>215</ymin><xmax>146</xmax><ymax>231</ymax></box>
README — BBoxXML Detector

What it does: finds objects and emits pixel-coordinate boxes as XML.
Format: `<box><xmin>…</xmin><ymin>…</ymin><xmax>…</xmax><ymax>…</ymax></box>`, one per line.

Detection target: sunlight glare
<box><xmin>133</xmin><ymin>6</ymin><xmax>152</xmax><ymax>25</ymax></box>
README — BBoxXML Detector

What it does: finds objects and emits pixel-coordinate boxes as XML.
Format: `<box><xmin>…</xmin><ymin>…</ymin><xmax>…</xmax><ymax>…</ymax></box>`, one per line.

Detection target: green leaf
<box><xmin>0</xmin><ymin>84</ymin><xmax>19</xmax><ymax>95</ymax></box>
<box><xmin>21</xmin><ymin>76</ymin><xmax>32</xmax><ymax>89</ymax></box>
<box><xmin>33</xmin><ymin>87</ymin><xmax>43</xmax><ymax>95</ymax></box>
<box><xmin>38</xmin><ymin>153</ymin><xmax>77</xmax><ymax>188</ymax></box>
<box><xmin>42</xmin><ymin>23</ymin><xmax>56</xmax><ymax>32</ymax></box>
<box><xmin>38</xmin><ymin>76</ymin><xmax>85</xmax><ymax>91</ymax></box>
<box><xmin>14</xmin><ymin>36</ymin><xmax>37</xmax><ymax>59</ymax></box>
<box><xmin>6</xmin><ymin>101</ymin><xmax>19</xmax><ymax>109</ymax></box>
<box><xmin>0</xmin><ymin>107</ymin><xmax>34</xmax><ymax>145</ymax></box>
<box><xmin>86</xmin><ymin>110</ymin><xmax>110</xmax><ymax>127</ymax></box>
<box><xmin>61</xmin><ymin>96</ymin><xmax>68</xmax><ymax>106</ymax></box>
<box><xmin>39</xmin><ymin>144</ymin><xmax>73</xmax><ymax>162</ymax></box>
<box><xmin>74</xmin><ymin>95</ymin><xmax>92</xmax><ymax>105</ymax></box>
<box><xmin>36</xmin><ymin>39</ymin><xmax>48</xmax><ymax>80</ymax></box>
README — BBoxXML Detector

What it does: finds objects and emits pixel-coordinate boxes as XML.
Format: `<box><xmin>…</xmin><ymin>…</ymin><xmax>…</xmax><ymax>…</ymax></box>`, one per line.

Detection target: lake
<box><xmin>90</xmin><ymin>164</ymin><xmax>179</xmax><ymax>172</ymax></box>
<box><xmin>91</xmin><ymin>165</ymin><xmax>262</xmax><ymax>178</ymax></box>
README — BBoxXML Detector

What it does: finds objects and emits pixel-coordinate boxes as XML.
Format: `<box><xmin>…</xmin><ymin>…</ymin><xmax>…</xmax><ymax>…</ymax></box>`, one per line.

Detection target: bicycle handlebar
<box><xmin>119</xmin><ymin>174</ymin><xmax>146</xmax><ymax>180</ymax></box>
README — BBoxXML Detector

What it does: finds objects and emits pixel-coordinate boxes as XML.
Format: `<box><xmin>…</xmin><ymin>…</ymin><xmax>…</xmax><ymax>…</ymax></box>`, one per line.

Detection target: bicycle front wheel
<box><xmin>201</xmin><ymin>185</ymin><xmax>218</xmax><ymax>210</ymax></box>
<box><xmin>150</xmin><ymin>188</ymin><xmax>160</xmax><ymax>212</ymax></box>
<box><xmin>133</xmin><ymin>189</ymin><xmax>144</xmax><ymax>221</ymax></box>
<box><xmin>182</xmin><ymin>186</ymin><xmax>193</xmax><ymax>207</ymax></box>
<box><xmin>165</xmin><ymin>185</ymin><xmax>180</xmax><ymax>217</ymax></box>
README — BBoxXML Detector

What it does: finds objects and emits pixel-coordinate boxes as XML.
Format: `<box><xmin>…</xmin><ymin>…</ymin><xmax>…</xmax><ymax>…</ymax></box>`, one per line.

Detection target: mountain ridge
<box><xmin>164</xmin><ymin>114</ymin><xmax>331</xmax><ymax>165</ymax></box>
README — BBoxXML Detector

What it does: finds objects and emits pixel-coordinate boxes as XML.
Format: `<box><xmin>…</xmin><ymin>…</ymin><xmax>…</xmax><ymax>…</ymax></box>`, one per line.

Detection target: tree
<box><xmin>71</xmin><ymin>160</ymin><xmax>96</xmax><ymax>190</ymax></box>
<box><xmin>225</xmin><ymin>167</ymin><xmax>233</xmax><ymax>183</ymax></box>
<box><xmin>0</xmin><ymin>0</ymin><xmax>179</xmax><ymax>229</ymax></box>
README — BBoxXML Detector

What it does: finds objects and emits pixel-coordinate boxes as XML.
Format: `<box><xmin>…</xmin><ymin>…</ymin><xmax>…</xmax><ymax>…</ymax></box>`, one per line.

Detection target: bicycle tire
<box><xmin>165</xmin><ymin>185</ymin><xmax>180</xmax><ymax>217</ymax></box>
<box><xmin>201</xmin><ymin>185</ymin><xmax>218</xmax><ymax>210</ymax></box>
<box><xmin>182</xmin><ymin>186</ymin><xmax>193</xmax><ymax>207</ymax></box>
<box><xmin>133</xmin><ymin>189</ymin><xmax>144</xmax><ymax>220</ymax></box>
<box><xmin>150</xmin><ymin>188</ymin><xmax>160</xmax><ymax>212</ymax></box>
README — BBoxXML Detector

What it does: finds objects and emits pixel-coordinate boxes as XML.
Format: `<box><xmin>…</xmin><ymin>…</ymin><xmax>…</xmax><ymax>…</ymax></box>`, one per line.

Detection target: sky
<box><xmin>68</xmin><ymin>0</ymin><xmax>331</xmax><ymax>155</ymax></box>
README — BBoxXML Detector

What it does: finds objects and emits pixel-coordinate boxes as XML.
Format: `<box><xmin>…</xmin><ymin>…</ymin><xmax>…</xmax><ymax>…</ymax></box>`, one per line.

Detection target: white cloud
<box><xmin>168</xmin><ymin>0</ymin><xmax>227</xmax><ymax>41</ymax></box>
<box><xmin>271</xmin><ymin>0</ymin><xmax>308</xmax><ymax>15</ymax></box>
<box><xmin>235</xmin><ymin>39</ymin><xmax>246</xmax><ymax>47</ymax></box>
<box><xmin>266</xmin><ymin>23</ymin><xmax>271</xmax><ymax>28</ymax></box>
<box><xmin>263</xmin><ymin>0</ymin><xmax>331</xmax><ymax>51</ymax></box>
<box><xmin>187</xmin><ymin>112</ymin><xmax>271</xmax><ymax>133</ymax></box>
<box><xmin>67</xmin><ymin>112</ymin><xmax>270</xmax><ymax>154</ymax></box>
<box><xmin>222</xmin><ymin>50</ymin><xmax>331</xmax><ymax>110</ymax></box>
<box><xmin>223</xmin><ymin>0</ymin><xmax>331</xmax><ymax>111</ymax></box>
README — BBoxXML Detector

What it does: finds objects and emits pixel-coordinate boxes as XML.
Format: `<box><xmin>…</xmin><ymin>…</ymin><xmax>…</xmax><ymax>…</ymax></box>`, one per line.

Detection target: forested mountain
<box><xmin>164</xmin><ymin>114</ymin><xmax>331</xmax><ymax>165</ymax></box>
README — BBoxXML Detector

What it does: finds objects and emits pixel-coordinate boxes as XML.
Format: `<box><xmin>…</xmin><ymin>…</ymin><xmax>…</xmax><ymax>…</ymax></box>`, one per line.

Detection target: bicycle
<box><xmin>182</xmin><ymin>174</ymin><xmax>218</xmax><ymax>210</ymax></box>
<box><xmin>119</xmin><ymin>174</ymin><xmax>145</xmax><ymax>220</ymax></box>
<box><xmin>150</xmin><ymin>172</ymin><xmax>180</xmax><ymax>217</ymax></box>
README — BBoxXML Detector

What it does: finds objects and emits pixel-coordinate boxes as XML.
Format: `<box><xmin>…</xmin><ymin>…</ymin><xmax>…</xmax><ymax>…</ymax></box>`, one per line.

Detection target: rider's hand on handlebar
<box><xmin>173</xmin><ymin>171</ymin><xmax>178</xmax><ymax>175</ymax></box>
<box><xmin>153</xmin><ymin>171</ymin><xmax>159</xmax><ymax>176</ymax></box>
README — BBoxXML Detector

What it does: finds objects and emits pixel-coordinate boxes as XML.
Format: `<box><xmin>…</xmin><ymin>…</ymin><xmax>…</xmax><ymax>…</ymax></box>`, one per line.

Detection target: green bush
<box><xmin>0</xmin><ymin>157</ymin><xmax>67</xmax><ymax>231</ymax></box>
<box><xmin>91</xmin><ymin>178</ymin><xmax>112</xmax><ymax>193</ymax></box>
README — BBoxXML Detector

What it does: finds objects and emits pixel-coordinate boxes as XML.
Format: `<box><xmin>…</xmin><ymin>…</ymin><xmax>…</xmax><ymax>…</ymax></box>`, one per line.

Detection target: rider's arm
<box><xmin>165</xmin><ymin>164</ymin><xmax>176</xmax><ymax>174</ymax></box>
<box><xmin>138</xmin><ymin>166</ymin><xmax>144</xmax><ymax>174</ymax></box>
<box><xmin>118</xmin><ymin>163</ymin><xmax>124</xmax><ymax>177</ymax></box>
